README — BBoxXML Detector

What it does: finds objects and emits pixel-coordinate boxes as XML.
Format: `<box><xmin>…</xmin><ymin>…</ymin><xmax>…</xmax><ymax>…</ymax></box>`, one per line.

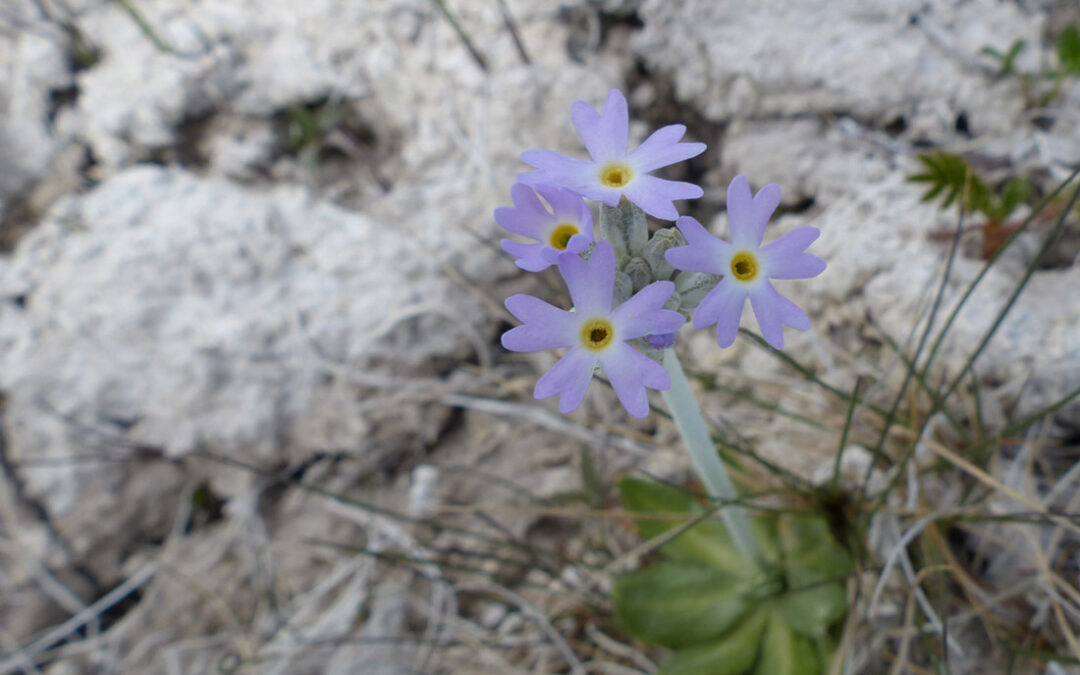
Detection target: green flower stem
<box><xmin>661</xmin><ymin>349</ymin><xmax>762</xmax><ymax>565</ymax></box>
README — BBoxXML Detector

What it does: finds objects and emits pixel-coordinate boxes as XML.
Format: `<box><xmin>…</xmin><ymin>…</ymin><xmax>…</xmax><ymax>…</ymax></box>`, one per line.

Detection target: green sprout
<box><xmin>983</xmin><ymin>25</ymin><xmax>1080</xmax><ymax>107</ymax></box>
<box><xmin>982</xmin><ymin>39</ymin><xmax>1025</xmax><ymax>77</ymax></box>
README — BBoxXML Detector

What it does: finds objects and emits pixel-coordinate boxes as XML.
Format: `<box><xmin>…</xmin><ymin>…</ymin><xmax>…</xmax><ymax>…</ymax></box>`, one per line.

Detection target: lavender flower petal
<box><xmin>756</xmin><ymin>281</ymin><xmax>811</xmax><ymax>331</ymax></box>
<box><xmin>664</xmin><ymin>174</ymin><xmax>824</xmax><ymax>350</ymax></box>
<box><xmin>535</xmin><ymin>184</ymin><xmax>593</xmax><ymax>229</ymax></box>
<box><xmin>494</xmin><ymin>184</ymin><xmax>550</xmax><ymax>239</ymax></box>
<box><xmin>763</xmin><ymin>252</ymin><xmax>827</xmax><ymax>280</ymax></box>
<box><xmin>497</xmin><ymin>183</ymin><xmax>595</xmax><ymax>272</ymax></box>
<box><xmin>511</xmin><ymin>181</ymin><xmax>554</xmax><ymax>222</ymax></box>
<box><xmin>667</xmin><ymin>216</ymin><xmax>731</xmax><ymax>275</ymax></box>
<box><xmin>628</xmin><ymin>123</ymin><xmax>684</xmax><ymax>159</ymax></box>
<box><xmin>557</xmin><ymin>241</ymin><xmax>615</xmax><ymax>315</ymax></box>
<box><xmin>694</xmin><ymin>280</ymin><xmax>747</xmax><ymax>347</ymax></box>
<box><xmin>726</xmin><ymin>175</ymin><xmax>780</xmax><ymax>248</ymax></box>
<box><xmin>519</xmin><ymin>90</ymin><xmax>705</xmax><ymax>219</ymax></box>
<box><xmin>570</xmin><ymin>91</ymin><xmax>627</xmax><ymax>162</ymax></box>
<box><xmin>759</xmin><ymin>226</ymin><xmax>826</xmax><ymax>279</ymax></box>
<box><xmin>534</xmin><ymin>347</ymin><xmax>598</xmax><ymax>413</ymax></box>
<box><xmin>645</xmin><ymin>332</ymin><xmax>677</xmax><ymax>349</ymax></box>
<box><xmin>622</xmin><ymin>175</ymin><xmax>702</xmax><ymax>220</ymax></box>
<box><xmin>760</xmin><ymin>226</ymin><xmax>820</xmax><ymax>257</ymax></box>
<box><xmin>749</xmin><ymin>284</ymin><xmax>785</xmax><ymax>348</ymax></box>
<box><xmin>565</xmin><ymin>232</ymin><xmax>592</xmax><ymax>255</ymax></box>
<box><xmin>500</xmin><ymin>240</ymin><xmax>550</xmax><ymax>272</ymax></box>
<box><xmin>611</xmin><ymin>281</ymin><xmax>684</xmax><ymax>339</ymax></box>
<box><xmin>518</xmin><ymin>150</ymin><xmax>596</xmax><ymax>190</ymax></box>
<box><xmin>599</xmin><ymin>342</ymin><xmax>670</xmax><ymax>418</ymax></box>
<box><xmin>594</xmin><ymin>89</ymin><xmax>630</xmax><ymax>160</ymax></box>
<box><xmin>502</xmin><ymin>294</ymin><xmax>576</xmax><ymax>350</ymax></box>
<box><xmin>629</xmin><ymin>124</ymin><xmax>706</xmax><ymax>173</ymax></box>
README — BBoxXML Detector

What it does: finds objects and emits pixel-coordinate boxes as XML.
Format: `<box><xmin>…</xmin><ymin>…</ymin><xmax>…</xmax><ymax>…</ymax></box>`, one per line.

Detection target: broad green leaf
<box><xmin>776</xmin><ymin>513</ymin><xmax>851</xmax><ymax>638</ymax></box>
<box><xmin>618</xmin><ymin>477</ymin><xmax>751</xmax><ymax>575</ymax></box>
<box><xmin>658</xmin><ymin>607</ymin><xmax>769</xmax><ymax>675</ymax></box>
<box><xmin>750</xmin><ymin>513</ymin><xmax>782</xmax><ymax>567</ymax></box>
<box><xmin>778</xmin><ymin>513</ymin><xmax>852</xmax><ymax>587</ymax></box>
<box><xmin>1058</xmin><ymin>26</ymin><xmax>1080</xmax><ymax>75</ymax></box>
<box><xmin>752</xmin><ymin>612</ymin><xmax>820</xmax><ymax>675</ymax></box>
<box><xmin>777</xmin><ymin>581</ymin><xmax>847</xmax><ymax>639</ymax></box>
<box><xmin>814</xmin><ymin>633</ymin><xmax>840</xmax><ymax>673</ymax></box>
<box><xmin>614</xmin><ymin>561</ymin><xmax>757</xmax><ymax>648</ymax></box>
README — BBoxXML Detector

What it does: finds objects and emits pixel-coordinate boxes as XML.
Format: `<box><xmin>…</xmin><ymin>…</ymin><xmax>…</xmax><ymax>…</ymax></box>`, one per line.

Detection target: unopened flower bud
<box><xmin>675</xmin><ymin>271</ymin><xmax>719</xmax><ymax>309</ymax></box>
<box><xmin>646</xmin><ymin>333</ymin><xmax>676</xmax><ymax>349</ymax></box>
<box><xmin>613</xmin><ymin>270</ymin><xmax>633</xmax><ymax>305</ymax></box>
<box><xmin>663</xmin><ymin>289</ymin><xmax>683</xmax><ymax>311</ymax></box>
<box><xmin>643</xmin><ymin>227</ymin><xmax>686</xmax><ymax>281</ymax></box>
<box><xmin>624</xmin><ymin>256</ymin><xmax>653</xmax><ymax>292</ymax></box>
<box><xmin>600</xmin><ymin>198</ymin><xmax>649</xmax><ymax>264</ymax></box>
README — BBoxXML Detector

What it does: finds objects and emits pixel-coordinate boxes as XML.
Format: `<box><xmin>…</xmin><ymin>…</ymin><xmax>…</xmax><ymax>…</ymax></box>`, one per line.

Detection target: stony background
<box><xmin>0</xmin><ymin>0</ymin><xmax>1078</xmax><ymax>673</ymax></box>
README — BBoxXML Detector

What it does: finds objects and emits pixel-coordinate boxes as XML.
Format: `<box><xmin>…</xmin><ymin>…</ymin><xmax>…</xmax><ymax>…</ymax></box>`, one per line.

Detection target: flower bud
<box><xmin>663</xmin><ymin>289</ymin><xmax>683</xmax><ymax>311</ymax></box>
<box><xmin>613</xmin><ymin>270</ymin><xmax>634</xmax><ymax>305</ymax></box>
<box><xmin>624</xmin><ymin>256</ymin><xmax>653</xmax><ymax>292</ymax></box>
<box><xmin>675</xmin><ymin>272</ymin><xmax>719</xmax><ymax>310</ymax></box>
<box><xmin>599</xmin><ymin>198</ymin><xmax>649</xmax><ymax>265</ymax></box>
<box><xmin>643</xmin><ymin>227</ymin><xmax>686</xmax><ymax>281</ymax></box>
<box><xmin>645</xmin><ymin>333</ymin><xmax>676</xmax><ymax>349</ymax></box>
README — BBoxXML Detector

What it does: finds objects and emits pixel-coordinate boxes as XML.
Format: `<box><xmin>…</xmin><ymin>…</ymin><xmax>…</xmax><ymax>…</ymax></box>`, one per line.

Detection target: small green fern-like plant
<box><xmin>983</xmin><ymin>25</ymin><xmax>1080</xmax><ymax>107</ymax></box>
<box><xmin>908</xmin><ymin>151</ymin><xmax>1031</xmax><ymax>258</ymax></box>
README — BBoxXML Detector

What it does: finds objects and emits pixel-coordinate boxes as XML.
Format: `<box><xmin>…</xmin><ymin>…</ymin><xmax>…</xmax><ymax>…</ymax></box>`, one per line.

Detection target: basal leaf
<box><xmin>776</xmin><ymin>513</ymin><xmax>851</xmax><ymax>638</ymax></box>
<box><xmin>657</xmin><ymin>607</ymin><xmax>769</xmax><ymax>675</ymax></box>
<box><xmin>778</xmin><ymin>513</ymin><xmax>852</xmax><ymax>587</ymax></box>
<box><xmin>752</xmin><ymin>612</ymin><xmax>820</xmax><ymax>675</ymax></box>
<box><xmin>777</xmin><ymin>581</ymin><xmax>848</xmax><ymax>639</ymax></box>
<box><xmin>614</xmin><ymin>561</ymin><xmax>757</xmax><ymax>648</ymax></box>
<box><xmin>617</xmin><ymin>476</ymin><xmax>751</xmax><ymax>575</ymax></box>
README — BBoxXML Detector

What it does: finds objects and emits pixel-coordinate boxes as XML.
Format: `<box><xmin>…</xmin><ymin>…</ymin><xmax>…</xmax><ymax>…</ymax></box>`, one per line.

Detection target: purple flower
<box><xmin>517</xmin><ymin>89</ymin><xmax>706</xmax><ymax>221</ymax></box>
<box><xmin>501</xmin><ymin>240</ymin><xmax>685</xmax><ymax>417</ymax></box>
<box><xmin>664</xmin><ymin>175</ymin><xmax>826</xmax><ymax>350</ymax></box>
<box><xmin>495</xmin><ymin>183</ymin><xmax>594</xmax><ymax>272</ymax></box>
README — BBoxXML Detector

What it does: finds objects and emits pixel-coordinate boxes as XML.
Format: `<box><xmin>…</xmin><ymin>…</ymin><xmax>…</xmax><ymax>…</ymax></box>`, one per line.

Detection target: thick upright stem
<box><xmin>661</xmin><ymin>349</ymin><xmax>761</xmax><ymax>565</ymax></box>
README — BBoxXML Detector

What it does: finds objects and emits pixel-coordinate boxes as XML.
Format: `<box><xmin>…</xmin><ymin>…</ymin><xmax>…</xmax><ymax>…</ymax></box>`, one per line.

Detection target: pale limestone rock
<box><xmin>0</xmin><ymin>7</ymin><xmax>76</xmax><ymax>203</ymax></box>
<box><xmin>634</xmin><ymin>0</ymin><xmax>1039</xmax><ymax>133</ymax></box>
<box><xmin>0</xmin><ymin>166</ymin><xmax>484</xmax><ymax>648</ymax></box>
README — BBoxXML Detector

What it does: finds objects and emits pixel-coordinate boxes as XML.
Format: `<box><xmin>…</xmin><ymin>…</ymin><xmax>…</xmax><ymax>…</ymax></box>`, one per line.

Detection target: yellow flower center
<box><xmin>548</xmin><ymin>223</ymin><xmax>579</xmax><ymax>250</ymax></box>
<box><xmin>598</xmin><ymin>162</ymin><xmax>634</xmax><ymax>188</ymax></box>
<box><xmin>730</xmin><ymin>252</ymin><xmax>758</xmax><ymax>282</ymax></box>
<box><xmin>580</xmin><ymin>318</ymin><xmax>615</xmax><ymax>352</ymax></box>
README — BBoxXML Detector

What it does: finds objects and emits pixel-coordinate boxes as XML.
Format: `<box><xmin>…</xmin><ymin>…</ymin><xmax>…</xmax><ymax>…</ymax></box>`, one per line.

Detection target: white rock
<box><xmin>0</xmin><ymin>10</ymin><xmax>76</xmax><ymax>201</ymax></box>
<box><xmin>0</xmin><ymin>166</ymin><xmax>482</xmax><ymax>605</ymax></box>
<box><xmin>634</xmin><ymin>0</ymin><xmax>1038</xmax><ymax>134</ymax></box>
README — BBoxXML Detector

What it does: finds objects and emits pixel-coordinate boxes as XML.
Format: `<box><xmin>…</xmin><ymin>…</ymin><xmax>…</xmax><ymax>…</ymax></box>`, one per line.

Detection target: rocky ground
<box><xmin>1</xmin><ymin>0</ymin><xmax>1079</xmax><ymax>673</ymax></box>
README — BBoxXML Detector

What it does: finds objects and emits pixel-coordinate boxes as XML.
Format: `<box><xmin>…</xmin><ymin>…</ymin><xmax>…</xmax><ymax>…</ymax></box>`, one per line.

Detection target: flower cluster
<box><xmin>496</xmin><ymin>90</ymin><xmax>825</xmax><ymax>417</ymax></box>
